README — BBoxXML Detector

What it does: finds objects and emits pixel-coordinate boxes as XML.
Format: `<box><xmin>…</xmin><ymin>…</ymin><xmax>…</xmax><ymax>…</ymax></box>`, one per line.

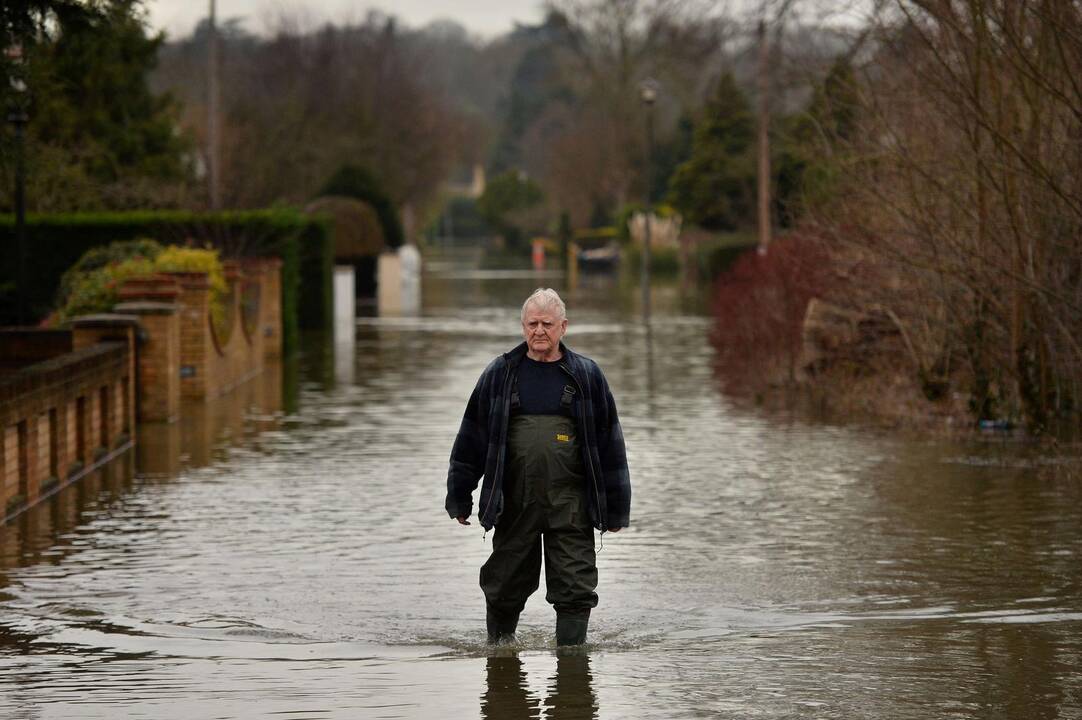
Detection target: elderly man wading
<box><xmin>446</xmin><ymin>288</ymin><xmax>632</xmax><ymax>646</ymax></box>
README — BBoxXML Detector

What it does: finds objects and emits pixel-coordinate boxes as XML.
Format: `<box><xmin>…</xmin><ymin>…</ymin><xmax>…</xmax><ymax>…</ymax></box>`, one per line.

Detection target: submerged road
<box><xmin>1</xmin><ymin>267</ymin><xmax>1080</xmax><ymax>718</ymax></box>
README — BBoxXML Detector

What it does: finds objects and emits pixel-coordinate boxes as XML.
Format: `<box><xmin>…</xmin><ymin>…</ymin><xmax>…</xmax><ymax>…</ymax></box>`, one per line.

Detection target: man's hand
<box><xmin>456</xmin><ymin>516</ymin><xmax>471</xmax><ymax>525</ymax></box>
<box><xmin>608</xmin><ymin>527</ymin><xmax>622</xmax><ymax>533</ymax></box>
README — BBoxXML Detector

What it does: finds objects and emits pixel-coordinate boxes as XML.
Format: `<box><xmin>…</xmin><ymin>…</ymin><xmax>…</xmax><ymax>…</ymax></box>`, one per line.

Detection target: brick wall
<box><xmin>0</xmin><ymin>341</ymin><xmax>132</xmax><ymax>522</ymax></box>
<box><xmin>107</xmin><ymin>304</ymin><xmax>181</xmax><ymax>423</ymax></box>
<box><xmin>9</xmin><ymin>256</ymin><xmax>287</xmax><ymax>522</ymax></box>
<box><xmin>124</xmin><ymin>261</ymin><xmax>281</xmax><ymax>401</ymax></box>
<box><xmin>256</xmin><ymin>259</ymin><xmax>283</xmax><ymax>359</ymax></box>
<box><xmin>174</xmin><ymin>273</ymin><xmax>211</xmax><ymax>400</ymax></box>
<box><xmin>72</xmin><ymin>318</ymin><xmax>138</xmax><ymax>434</ymax></box>
<box><xmin>2</xmin><ymin>425</ymin><xmax>17</xmax><ymax>504</ymax></box>
<box><xmin>65</xmin><ymin>399</ymin><xmax>77</xmax><ymax>465</ymax></box>
<box><xmin>216</xmin><ymin>261</ymin><xmax>280</xmax><ymax>396</ymax></box>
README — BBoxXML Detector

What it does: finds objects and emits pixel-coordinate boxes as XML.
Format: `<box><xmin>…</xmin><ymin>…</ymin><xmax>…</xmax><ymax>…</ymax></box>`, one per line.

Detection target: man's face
<box><xmin>522</xmin><ymin>304</ymin><xmax>567</xmax><ymax>359</ymax></box>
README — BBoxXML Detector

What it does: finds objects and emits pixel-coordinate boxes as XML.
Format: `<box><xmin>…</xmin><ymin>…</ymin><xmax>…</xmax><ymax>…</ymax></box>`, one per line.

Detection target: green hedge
<box><xmin>573</xmin><ymin>226</ymin><xmax>619</xmax><ymax>247</ymax></box>
<box><xmin>320</xmin><ymin>164</ymin><xmax>404</xmax><ymax>248</ymax></box>
<box><xmin>0</xmin><ymin>210</ymin><xmax>334</xmax><ymax>357</ymax></box>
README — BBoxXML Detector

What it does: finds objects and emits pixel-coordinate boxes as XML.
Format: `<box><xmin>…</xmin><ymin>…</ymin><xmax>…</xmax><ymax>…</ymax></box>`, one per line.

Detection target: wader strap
<box><xmin>560</xmin><ymin>384</ymin><xmax>576</xmax><ymax>410</ymax></box>
<box><xmin>510</xmin><ymin>374</ymin><xmax>521</xmax><ymax>411</ymax></box>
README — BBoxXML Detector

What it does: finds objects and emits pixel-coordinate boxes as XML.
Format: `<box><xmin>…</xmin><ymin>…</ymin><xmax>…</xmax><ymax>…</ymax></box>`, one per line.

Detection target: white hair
<box><xmin>521</xmin><ymin>288</ymin><xmax>566</xmax><ymax>322</ymax></box>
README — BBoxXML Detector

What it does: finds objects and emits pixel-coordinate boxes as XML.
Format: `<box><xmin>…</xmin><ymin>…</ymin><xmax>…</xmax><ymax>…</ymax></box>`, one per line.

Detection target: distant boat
<box><xmin>577</xmin><ymin>241</ymin><xmax>620</xmax><ymax>272</ymax></box>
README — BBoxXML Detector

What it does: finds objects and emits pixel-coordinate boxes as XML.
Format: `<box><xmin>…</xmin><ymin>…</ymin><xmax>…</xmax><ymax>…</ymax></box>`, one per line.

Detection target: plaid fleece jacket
<box><xmin>446</xmin><ymin>341</ymin><xmax>631</xmax><ymax>532</ymax></box>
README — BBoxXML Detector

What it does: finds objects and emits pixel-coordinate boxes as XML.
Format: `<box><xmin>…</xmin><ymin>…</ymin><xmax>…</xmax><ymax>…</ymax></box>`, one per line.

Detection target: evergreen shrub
<box><xmin>320</xmin><ymin>165</ymin><xmax>403</xmax><ymax>248</ymax></box>
<box><xmin>0</xmin><ymin>210</ymin><xmax>334</xmax><ymax>356</ymax></box>
<box><xmin>56</xmin><ymin>241</ymin><xmax>229</xmax><ymax>332</ymax></box>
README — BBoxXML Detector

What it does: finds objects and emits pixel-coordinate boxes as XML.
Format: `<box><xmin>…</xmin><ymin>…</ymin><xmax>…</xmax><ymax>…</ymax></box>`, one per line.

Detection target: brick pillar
<box><xmin>261</xmin><ymin>259</ymin><xmax>283</xmax><ymax>358</ymax></box>
<box><xmin>112</xmin><ymin>379</ymin><xmax>124</xmax><ymax>442</ymax></box>
<box><xmin>23</xmin><ymin>415</ymin><xmax>40</xmax><ymax>503</ymax></box>
<box><xmin>34</xmin><ymin>410</ymin><xmax>49</xmax><ymax>487</ymax></box>
<box><xmin>167</xmin><ymin>272</ymin><xmax>212</xmax><ymax>400</ymax></box>
<box><xmin>0</xmin><ymin>424</ymin><xmax>12</xmax><ymax>511</ymax></box>
<box><xmin>73</xmin><ymin>396</ymin><xmax>89</xmax><ymax>469</ymax></box>
<box><xmin>239</xmin><ymin>260</ymin><xmax>265</xmax><ymax>362</ymax></box>
<box><xmin>62</xmin><ymin>399</ymin><xmax>76</xmax><ymax>477</ymax></box>
<box><xmin>117</xmin><ymin>275</ymin><xmax>182</xmax><ymax>423</ymax></box>
<box><xmin>222</xmin><ymin>260</ymin><xmax>246</xmax><ymax>388</ymax></box>
<box><xmin>113</xmin><ymin>302</ymin><xmax>181</xmax><ymax>423</ymax></box>
<box><xmin>87</xmin><ymin>389</ymin><xmax>101</xmax><ymax>458</ymax></box>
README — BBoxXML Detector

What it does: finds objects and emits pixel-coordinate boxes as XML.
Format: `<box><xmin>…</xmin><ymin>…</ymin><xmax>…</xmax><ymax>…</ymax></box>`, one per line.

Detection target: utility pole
<box><xmin>756</xmin><ymin>19</ymin><xmax>772</xmax><ymax>255</ymax></box>
<box><xmin>207</xmin><ymin>0</ymin><xmax>221</xmax><ymax>209</ymax></box>
<box><xmin>12</xmin><ymin>107</ymin><xmax>26</xmax><ymax>323</ymax></box>
<box><xmin>6</xmin><ymin>43</ymin><xmax>29</xmax><ymax>324</ymax></box>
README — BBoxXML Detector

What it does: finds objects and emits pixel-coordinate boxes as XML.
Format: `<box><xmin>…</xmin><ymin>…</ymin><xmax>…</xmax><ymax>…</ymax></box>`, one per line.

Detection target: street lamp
<box><xmin>207</xmin><ymin>0</ymin><xmax>221</xmax><ymax>210</ymax></box>
<box><xmin>6</xmin><ymin>43</ymin><xmax>29</xmax><ymax>325</ymax></box>
<box><xmin>639</xmin><ymin>78</ymin><xmax>658</xmax><ymax>322</ymax></box>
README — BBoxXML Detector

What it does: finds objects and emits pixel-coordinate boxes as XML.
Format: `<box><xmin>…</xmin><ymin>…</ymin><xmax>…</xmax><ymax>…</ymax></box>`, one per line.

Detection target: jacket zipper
<box><xmin>560</xmin><ymin>362</ymin><xmax>606</xmax><ymax>531</ymax></box>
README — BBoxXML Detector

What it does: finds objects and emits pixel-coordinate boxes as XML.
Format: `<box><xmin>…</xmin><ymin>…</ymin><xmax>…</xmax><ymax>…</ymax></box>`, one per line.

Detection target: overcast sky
<box><xmin>145</xmin><ymin>0</ymin><xmax>548</xmax><ymax>40</ymax></box>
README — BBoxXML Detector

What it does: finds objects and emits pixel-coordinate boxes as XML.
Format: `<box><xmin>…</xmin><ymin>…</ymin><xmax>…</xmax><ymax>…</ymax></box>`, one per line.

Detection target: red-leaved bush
<box><xmin>711</xmin><ymin>233</ymin><xmax>831</xmax><ymax>393</ymax></box>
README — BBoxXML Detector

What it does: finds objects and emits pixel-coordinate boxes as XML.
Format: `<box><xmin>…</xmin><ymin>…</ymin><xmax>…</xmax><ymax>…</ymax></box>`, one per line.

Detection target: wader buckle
<box><xmin>560</xmin><ymin>384</ymin><xmax>576</xmax><ymax>410</ymax></box>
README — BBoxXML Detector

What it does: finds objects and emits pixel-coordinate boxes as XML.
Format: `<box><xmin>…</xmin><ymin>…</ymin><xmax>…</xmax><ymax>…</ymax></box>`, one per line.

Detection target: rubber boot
<box><xmin>555</xmin><ymin>611</ymin><xmax>589</xmax><ymax>646</ymax></box>
<box><xmin>486</xmin><ymin>609</ymin><xmax>519</xmax><ymax>645</ymax></box>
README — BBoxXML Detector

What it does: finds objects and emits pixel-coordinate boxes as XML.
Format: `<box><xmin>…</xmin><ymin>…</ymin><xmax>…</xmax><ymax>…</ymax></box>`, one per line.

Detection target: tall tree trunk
<box><xmin>756</xmin><ymin>19</ymin><xmax>771</xmax><ymax>254</ymax></box>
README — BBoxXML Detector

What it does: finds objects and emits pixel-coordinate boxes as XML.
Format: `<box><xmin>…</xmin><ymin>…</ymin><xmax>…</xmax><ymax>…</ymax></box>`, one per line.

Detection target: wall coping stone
<box><xmin>71</xmin><ymin>314</ymin><xmax>142</xmax><ymax>329</ymax></box>
<box><xmin>113</xmin><ymin>302</ymin><xmax>178</xmax><ymax>316</ymax></box>
<box><xmin>0</xmin><ymin>328</ymin><xmax>71</xmax><ymax>336</ymax></box>
<box><xmin>0</xmin><ymin>342</ymin><xmax>126</xmax><ymax>407</ymax></box>
<box><xmin>118</xmin><ymin>274</ymin><xmax>181</xmax><ymax>301</ymax></box>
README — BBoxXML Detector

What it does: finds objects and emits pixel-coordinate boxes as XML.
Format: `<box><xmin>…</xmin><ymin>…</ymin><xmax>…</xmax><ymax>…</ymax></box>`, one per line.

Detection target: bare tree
<box><xmin>810</xmin><ymin>0</ymin><xmax>1082</xmax><ymax>428</ymax></box>
<box><xmin>537</xmin><ymin>0</ymin><xmax>729</xmax><ymax>223</ymax></box>
<box><xmin>156</xmin><ymin>12</ymin><xmax>470</xmax><ymax>215</ymax></box>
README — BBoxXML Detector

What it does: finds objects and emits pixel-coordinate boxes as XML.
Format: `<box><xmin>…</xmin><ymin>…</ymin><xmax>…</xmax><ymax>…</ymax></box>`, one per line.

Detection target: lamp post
<box><xmin>207</xmin><ymin>0</ymin><xmax>221</xmax><ymax>210</ymax></box>
<box><xmin>639</xmin><ymin>78</ymin><xmax>658</xmax><ymax>323</ymax></box>
<box><xmin>6</xmin><ymin>43</ymin><xmax>29</xmax><ymax>325</ymax></box>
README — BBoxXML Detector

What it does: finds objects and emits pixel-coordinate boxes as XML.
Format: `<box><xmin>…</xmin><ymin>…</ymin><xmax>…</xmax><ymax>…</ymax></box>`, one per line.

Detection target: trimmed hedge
<box><xmin>320</xmin><ymin>165</ymin><xmax>404</xmax><ymax>248</ymax></box>
<box><xmin>0</xmin><ymin>210</ymin><xmax>334</xmax><ymax>357</ymax></box>
<box><xmin>573</xmin><ymin>226</ymin><xmax>620</xmax><ymax>246</ymax></box>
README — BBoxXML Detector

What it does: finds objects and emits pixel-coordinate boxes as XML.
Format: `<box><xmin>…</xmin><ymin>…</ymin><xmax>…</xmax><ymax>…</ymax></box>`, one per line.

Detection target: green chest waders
<box><xmin>480</xmin><ymin>414</ymin><xmax>597</xmax><ymax>645</ymax></box>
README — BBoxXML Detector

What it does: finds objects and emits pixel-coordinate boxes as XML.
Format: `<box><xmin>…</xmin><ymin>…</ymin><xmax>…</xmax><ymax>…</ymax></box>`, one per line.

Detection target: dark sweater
<box><xmin>514</xmin><ymin>356</ymin><xmax>574</xmax><ymax>417</ymax></box>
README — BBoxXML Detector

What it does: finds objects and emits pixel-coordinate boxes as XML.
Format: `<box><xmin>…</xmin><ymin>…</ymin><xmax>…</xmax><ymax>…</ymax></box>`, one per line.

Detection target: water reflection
<box><xmin>546</xmin><ymin>655</ymin><xmax>598</xmax><ymax>720</ymax></box>
<box><xmin>481</xmin><ymin>654</ymin><xmax>597</xmax><ymax>720</ymax></box>
<box><xmin>138</xmin><ymin>359</ymin><xmax>283</xmax><ymax>477</ymax></box>
<box><xmin>482</xmin><ymin>656</ymin><xmax>538</xmax><ymax>719</ymax></box>
<box><xmin>334</xmin><ymin>265</ymin><xmax>357</xmax><ymax>386</ymax></box>
<box><xmin>1</xmin><ymin>360</ymin><xmax>284</xmax><ymax>576</ymax></box>
<box><xmin>643</xmin><ymin>320</ymin><xmax>656</xmax><ymax>436</ymax></box>
<box><xmin>0</xmin><ymin>455</ymin><xmax>132</xmax><ymax>574</ymax></box>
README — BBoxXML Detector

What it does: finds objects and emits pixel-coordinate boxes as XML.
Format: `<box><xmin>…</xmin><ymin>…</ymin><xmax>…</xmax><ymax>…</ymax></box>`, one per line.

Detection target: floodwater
<box><xmin>2</xmin><ymin>261</ymin><xmax>1081</xmax><ymax>719</ymax></box>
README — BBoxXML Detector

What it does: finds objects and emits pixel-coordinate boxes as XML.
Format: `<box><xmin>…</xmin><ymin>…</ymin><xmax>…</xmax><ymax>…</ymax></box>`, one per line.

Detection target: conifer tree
<box><xmin>666</xmin><ymin>73</ymin><xmax>755</xmax><ymax>231</ymax></box>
